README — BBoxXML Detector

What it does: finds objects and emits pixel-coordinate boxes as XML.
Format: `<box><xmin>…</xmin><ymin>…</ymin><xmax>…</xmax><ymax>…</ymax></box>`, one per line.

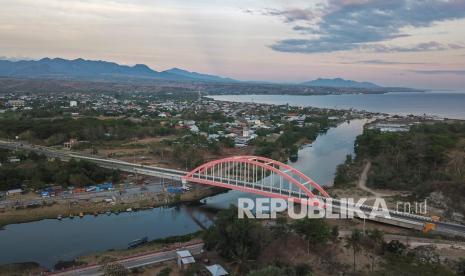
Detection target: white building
<box><xmin>206</xmin><ymin>264</ymin><xmax>228</xmax><ymax>276</ymax></box>
<box><xmin>176</xmin><ymin>250</ymin><xmax>195</xmax><ymax>270</ymax></box>
<box><xmin>70</xmin><ymin>101</ymin><xmax>78</xmax><ymax>107</ymax></box>
<box><xmin>189</xmin><ymin>125</ymin><xmax>199</xmax><ymax>133</ymax></box>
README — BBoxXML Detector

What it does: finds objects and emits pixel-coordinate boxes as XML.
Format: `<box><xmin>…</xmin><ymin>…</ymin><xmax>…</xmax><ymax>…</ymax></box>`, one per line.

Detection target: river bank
<box><xmin>0</xmin><ymin>186</ymin><xmax>224</xmax><ymax>227</ymax></box>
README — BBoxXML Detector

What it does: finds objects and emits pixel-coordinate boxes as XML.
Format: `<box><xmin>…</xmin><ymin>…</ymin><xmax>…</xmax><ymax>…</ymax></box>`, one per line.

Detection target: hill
<box><xmin>301</xmin><ymin>78</ymin><xmax>380</xmax><ymax>88</ymax></box>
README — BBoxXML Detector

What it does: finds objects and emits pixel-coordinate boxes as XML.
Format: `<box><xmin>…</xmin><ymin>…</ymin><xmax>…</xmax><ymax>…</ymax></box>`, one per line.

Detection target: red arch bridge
<box><xmin>181</xmin><ymin>156</ymin><xmax>330</xmax><ymax>205</ymax></box>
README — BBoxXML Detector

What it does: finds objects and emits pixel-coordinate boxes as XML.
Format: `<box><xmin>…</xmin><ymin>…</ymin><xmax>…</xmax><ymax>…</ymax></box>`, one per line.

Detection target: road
<box><xmin>50</xmin><ymin>243</ymin><xmax>204</xmax><ymax>276</ymax></box>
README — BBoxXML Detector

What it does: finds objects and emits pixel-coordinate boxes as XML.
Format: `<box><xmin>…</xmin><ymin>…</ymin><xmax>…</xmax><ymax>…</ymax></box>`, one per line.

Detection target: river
<box><xmin>0</xmin><ymin>118</ymin><xmax>368</xmax><ymax>269</ymax></box>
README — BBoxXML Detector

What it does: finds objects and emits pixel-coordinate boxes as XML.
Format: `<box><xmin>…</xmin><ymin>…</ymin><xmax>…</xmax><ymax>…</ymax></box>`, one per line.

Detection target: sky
<box><xmin>0</xmin><ymin>0</ymin><xmax>465</xmax><ymax>90</ymax></box>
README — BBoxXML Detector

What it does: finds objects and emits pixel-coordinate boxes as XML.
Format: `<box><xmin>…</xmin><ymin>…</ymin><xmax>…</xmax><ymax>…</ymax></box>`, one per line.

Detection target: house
<box><xmin>70</xmin><ymin>101</ymin><xmax>78</xmax><ymax>107</ymax></box>
<box><xmin>189</xmin><ymin>125</ymin><xmax>199</xmax><ymax>133</ymax></box>
<box><xmin>8</xmin><ymin>157</ymin><xmax>20</xmax><ymax>163</ymax></box>
<box><xmin>7</xmin><ymin>100</ymin><xmax>25</xmax><ymax>108</ymax></box>
<box><xmin>205</xmin><ymin>264</ymin><xmax>228</xmax><ymax>276</ymax></box>
<box><xmin>6</xmin><ymin>188</ymin><xmax>23</xmax><ymax>196</ymax></box>
<box><xmin>208</xmin><ymin>134</ymin><xmax>220</xmax><ymax>141</ymax></box>
<box><xmin>176</xmin><ymin>250</ymin><xmax>195</xmax><ymax>270</ymax></box>
<box><xmin>64</xmin><ymin>139</ymin><xmax>79</xmax><ymax>149</ymax></box>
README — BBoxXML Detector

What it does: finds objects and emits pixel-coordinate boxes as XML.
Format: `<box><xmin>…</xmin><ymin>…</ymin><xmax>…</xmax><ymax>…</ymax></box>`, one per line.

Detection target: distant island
<box><xmin>0</xmin><ymin>57</ymin><xmax>423</xmax><ymax>95</ymax></box>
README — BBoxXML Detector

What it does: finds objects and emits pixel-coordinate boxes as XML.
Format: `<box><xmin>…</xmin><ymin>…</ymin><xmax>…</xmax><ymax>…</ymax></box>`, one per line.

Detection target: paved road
<box><xmin>50</xmin><ymin>243</ymin><xmax>204</xmax><ymax>276</ymax></box>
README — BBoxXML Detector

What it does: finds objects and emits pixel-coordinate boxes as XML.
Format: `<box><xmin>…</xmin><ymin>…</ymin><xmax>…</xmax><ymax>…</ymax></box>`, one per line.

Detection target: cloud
<box><xmin>271</xmin><ymin>40</ymin><xmax>463</xmax><ymax>54</ymax></box>
<box><xmin>344</xmin><ymin>59</ymin><xmax>430</xmax><ymax>65</ymax></box>
<box><xmin>263</xmin><ymin>8</ymin><xmax>316</xmax><ymax>23</ymax></box>
<box><xmin>361</xmin><ymin>42</ymin><xmax>464</xmax><ymax>53</ymax></box>
<box><xmin>268</xmin><ymin>0</ymin><xmax>465</xmax><ymax>53</ymax></box>
<box><xmin>412</xmin><ymin>69</ymin><xmax>465</xmax><ymax>75</ymax></box>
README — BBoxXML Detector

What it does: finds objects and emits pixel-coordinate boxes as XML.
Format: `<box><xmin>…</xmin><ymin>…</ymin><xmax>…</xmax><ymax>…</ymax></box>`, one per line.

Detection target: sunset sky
<box><xmin>1</xmin><ymin>0</ymin><xmax>464</xmax><ymax>90</ymax></box>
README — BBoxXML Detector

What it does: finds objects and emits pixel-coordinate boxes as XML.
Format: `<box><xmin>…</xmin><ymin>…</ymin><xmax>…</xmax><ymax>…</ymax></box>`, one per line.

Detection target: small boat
<box><xmin>69</xmin><ymin>214</ymin><xmax>74</xmax><ymax>219</ymax></box>
<box><xmin>106</xmin><ymin>211</ymin><xmax>111</xmax><ymax>216</ymax></box>
<box><xmin>79</xmin><ymin>212</ymin><xmax>84</xmax><ymax>218</ymax></box>
<box><xmin>57</xmin><ymin>215</ymin><xmax>62</xmax><ymax>220</ymax></box>
<box><xmin>93</xmin><ymin>212</ymin><xmax>98</xmax><ymax>217</ymax></box>
<box><xmin>126</xmin><ymin>208</ymin><xmax>133</xmax><ymax>212</ymax></box>
<box><xmin>128</xmin><ymin>237</ymin><xmax>148</xmax><ymax>249</ymax></box>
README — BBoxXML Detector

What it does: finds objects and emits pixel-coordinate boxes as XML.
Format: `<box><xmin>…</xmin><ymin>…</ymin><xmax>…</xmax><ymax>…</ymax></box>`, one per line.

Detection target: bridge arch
<box><xmin>182</xmin><ymin>156</ymin><xmax>330</xmax><ymax>205</ymax></box>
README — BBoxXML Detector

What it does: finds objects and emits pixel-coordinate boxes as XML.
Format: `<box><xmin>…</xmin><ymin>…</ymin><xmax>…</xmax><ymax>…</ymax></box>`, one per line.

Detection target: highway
<box><xmin>1</xmin><ymin>139</ymin><xmax>465</xmax><ymax>237</ymax></box>
<box><xmin>50</xmin><ymin>243</ymin><xmax>204</xmax><ymax>276</ymax></box>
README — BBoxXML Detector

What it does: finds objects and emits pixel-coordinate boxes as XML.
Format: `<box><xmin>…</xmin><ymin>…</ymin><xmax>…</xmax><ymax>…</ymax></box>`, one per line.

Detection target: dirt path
<box><xmin>358</xmin><ymin>161</ymin><xmax>388</xmax><ymax>198</ymax></box>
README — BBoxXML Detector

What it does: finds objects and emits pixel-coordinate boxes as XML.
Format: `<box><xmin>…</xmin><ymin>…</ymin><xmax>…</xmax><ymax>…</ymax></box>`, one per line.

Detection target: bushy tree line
<box><xmin>253</xmin><ymin>117</ymin><xmax>334</xmax><ymax>161</ymax></box>
<box><xmin>0</xmin><ymin>117</ymin><xmax>176</xmax><ymax>146</ymax></box>
<box><xmin>0</xmin><ymin>149</ymin><xmax>119</xmax><ymax>191</ymax></box>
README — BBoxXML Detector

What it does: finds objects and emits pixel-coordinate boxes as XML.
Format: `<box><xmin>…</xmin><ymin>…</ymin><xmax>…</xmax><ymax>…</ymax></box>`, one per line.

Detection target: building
<box><xmin>205</xmin><ymin>264</ymin><xmax>228</xmax><ymax>276</ymax></box>
<box><xmin>6</xmin><ymin>189</ymin><xmax>23</xmax><ymax>196</ymax></box>
<box><xmin>70</xmin><ymin>101</ymin><xmax>78</xmax><ymax>107</ymax></box>
<box><xmin>64</xmin><ymin>139</ymin><xmax>78</xmax><ymax>149</ymax></box>
<box><xmin>189</xmin><ymin>125</ymin><xmax>200</xmax><ymax>133</ymax></box>
<box><xmin>7</xmin><ymin>100</ymin><xmax>25</xmax><ymax>108</ymax></box>
<box><xmin>176</xmin><ymin>250</ymin><xmax>195</xmax><ymax>270</ymax></box>
<box><xmin>368</xmin><ymin>123</ymin><xmax>410</xmax><ymax>133</ymax></box>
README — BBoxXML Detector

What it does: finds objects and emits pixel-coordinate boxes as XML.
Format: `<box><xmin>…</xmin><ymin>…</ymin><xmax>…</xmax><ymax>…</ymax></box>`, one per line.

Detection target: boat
<box><xmin>128</xmin><ymin>237</ymin><xmax>148</xmax><ymax>249</ymax></box>
<box><xmin>57</xmin><ymin>215</ymin><xmax>62</xmax><ymax>220</ymax></box>
<box><xmin>126</xmin><ymin>208</ymin><xmax>133</xmax><ymax>212</ymax></box>
<box><xmin>79</xmin><ymin>212</ymin><xmax>84</xmax><ymax>218</ymax></box>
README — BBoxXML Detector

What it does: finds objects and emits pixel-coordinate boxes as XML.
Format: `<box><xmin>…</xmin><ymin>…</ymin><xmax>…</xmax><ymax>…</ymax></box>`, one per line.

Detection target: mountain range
<box><xmin>0</xmin><ymin>58</ymin><xmax>235</xmax><ymax>83</ymax></box>
<box><xmin>0</xmin><ymin>57</ymin><xmax>382</xmax><ymax>88</ymax></box>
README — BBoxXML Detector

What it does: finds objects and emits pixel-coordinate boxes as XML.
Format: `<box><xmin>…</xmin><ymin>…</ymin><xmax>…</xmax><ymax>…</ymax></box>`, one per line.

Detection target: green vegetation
<box><xmin>247</xmin><ymin>264</ymin><xmax>313</xmax><ymax>276</ymax></box>
<box><xmin>147</xmin><ymin>231</ymin><xmax>202</xmax><ymax>245</ymax></box>
<box><xmin>335</xmin><ymin>122</ymin><xmax>465</xmax><ymax>214</ymax></box>
<box><xmin>252</xmin><ymin>116</ymin><xmax>336</xmax><ymax>161</ymax></box>
<box><xmin>156</xmin><ymin>267</ymin><xmax>172</xmax><ymax>276</ymax></box>
<box><xmin>0</xmin><ymin>149</ymin><xmax>119</xmax><ymax>191</ymax></box>
<box><xmin>203</xmin><ymin>206</ymin><xmax>266</xmax><ymax>274</ymax></box>
<box><xmin>345</xmin><ymin>229</ymin><xmax>363</xmax><ymax>272</ymax></box>
<box><xmin>0</xmin><ymin>116</ymin><xmax>176</xmax><ymax>146</ymax></box>
<box><xmin>291</xmin><ymin>218</ymin><xmax>331</xmax><ymax>253</ymax></box>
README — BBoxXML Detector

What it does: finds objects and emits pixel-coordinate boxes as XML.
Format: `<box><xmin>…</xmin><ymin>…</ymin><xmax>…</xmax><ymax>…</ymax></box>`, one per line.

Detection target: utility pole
<box><xmin>133</xmin><ymin>137</ymin><xmax>138</xmax><ymax>182</ymax></box>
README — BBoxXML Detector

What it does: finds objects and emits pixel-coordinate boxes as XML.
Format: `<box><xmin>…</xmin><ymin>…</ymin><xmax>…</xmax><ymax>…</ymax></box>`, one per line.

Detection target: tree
<box><xmin>102</xmin><ymin>262</ymin><xmax>129</xmax><ymax>276</ymax></box>
<box><xmin>203</xmin><ymin>206</ymin><xmax>265</xmax><ymax>274</ymax></box>
<box><xmin>156</xmin><ymin>267</ymin><xmax>172</xmax><ymax>276</ymax></box>
<box><xmin>385</xmin><ymin>240</ymin><xmax>406</xmax><ymax>255</ymax></box>
<box><xmin>345</xmin><ymin>229</ymin><xmax>363</xmax><ymax>272</ymax></box>
<box><xmin>331</xmin><ymin>225</ymin><xmax>339</xmax><ymax>242</ymax></box>
<box><xmin>454</xmin><ymin>258</ymin><xmax>465</xmax><ymax>275</ymax></box>
<box><xmin>291</xmin><ymin>218</ymin><xmax>331</xmax><ymax>254</ymax></box>
<box><xmin>363</xmin><ymin>229</ymin><xmax>384</xmax><ymax>272</ymax></box>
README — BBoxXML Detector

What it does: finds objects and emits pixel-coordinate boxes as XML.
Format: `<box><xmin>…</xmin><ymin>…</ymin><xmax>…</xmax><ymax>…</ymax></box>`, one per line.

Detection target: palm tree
<box><xmin>365</xmin><ymin>229</ymin><xmax>384</xmax><ymax>272</ymax></box>
<box><xmin>345</xmin><ymin>229</ymin><xmax>363</xmax><ymax>273</ymax></box>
